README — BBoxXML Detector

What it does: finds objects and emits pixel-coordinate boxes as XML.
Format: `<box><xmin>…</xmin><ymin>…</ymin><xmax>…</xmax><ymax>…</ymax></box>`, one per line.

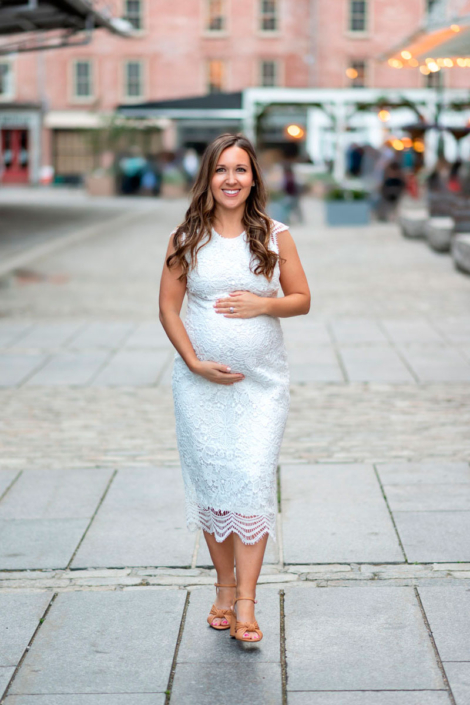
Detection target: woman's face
<box><xmin>210</xmin><ymin>145</ymin><xmax>254</xmax><ymax>211</ymax></box>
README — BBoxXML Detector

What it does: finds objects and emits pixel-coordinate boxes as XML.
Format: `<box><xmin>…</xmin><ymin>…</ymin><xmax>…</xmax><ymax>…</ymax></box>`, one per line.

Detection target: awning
<box><xmin>0</xmin><ymin>0</ymin><xmax>132</xmax><ymax>39</ymax></box>
<box><xmin>378</xmin><ymin>15</ymin><xmax>470</xmax><ymax>63</ymax></box>
<box><xmin>117</xmin><ymin>92</ymin><xmax>245</xmax><ymax>120</ymax></box>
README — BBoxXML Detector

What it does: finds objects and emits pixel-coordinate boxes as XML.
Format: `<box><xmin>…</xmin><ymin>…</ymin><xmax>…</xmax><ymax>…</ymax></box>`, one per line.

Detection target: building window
<box><xmin>260</xmin><ymin>60</ymin><xmax>278</xmax><ymax>87</ymax></box>
<box><xmin>207</xmin><ymin>60</ymin><xmax>225</xmax><ymax>93</ymax></box>
<box><xmin>206</xmin><ymin>0</ymin><xmax>225</xmax><ymax>31</ymax></box>
<box><xmin>0</xmin><ymin>61</ymin><xmax>13</xmax><ymax>98</ymax></box>
<box><xmin>260</xmin><ymin>0</ymin><xmax>278</xmax><ymax>32</ymax></box>
<box><xmin>348</xmin><ymin>59</ymin><xmax>366</xmax><ymax>87</ymax></box>
<box><xmin>124</xmin><ymin>60</ymin><xmax>143</xmax><ymax>99</ymax></box>
<box><xmin>425</xmin><ymin>69</ymin><xmax>443</xmax><ymax>89</ymax></box>
<box><xmin>73</xmin><ymin>60</ymin><xmax>93</xmax><ymax>99</ymax></box>
<box><xmin>349</xmin><ymin>0</ymin><xmax>367</xmax><ymax>32</ymax></box>
<box><xmin>426</xmin><ymin>0</ymin><xmax>438</xmax><ymax>13</ymax></box>
<box><xmin>123</xmin><ymin>0</ymin><xmax>143</xmax><ymax>30</ymax></box>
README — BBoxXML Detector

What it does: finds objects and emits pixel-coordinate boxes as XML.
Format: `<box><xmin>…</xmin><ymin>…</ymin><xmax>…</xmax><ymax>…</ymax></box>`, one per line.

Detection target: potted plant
<box><xmin>324</xmin><ymin>185</ymin><xmax>371</xmax><ymax>226</ymax></box>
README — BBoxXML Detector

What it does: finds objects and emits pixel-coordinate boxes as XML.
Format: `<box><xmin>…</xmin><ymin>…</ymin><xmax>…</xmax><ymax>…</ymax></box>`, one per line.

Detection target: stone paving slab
<box><xmin>288</xmin><ymin>692</ymin><xmax>449</xmax><ymax>704</ymax></box>
<box><xmin>281</xmin><ymin>464</ymin><xmax>403</xmax><ymax>563</ymax></box>
<box><xmin>171</xmin><ymin>662</ymin><xmax>282</xmax><ymax>704</ymax></box>
<box><xmin>397</xmin><ymin>344</ymin><xmax>470</xmax><ymax>382</ymax></box>
<box><xmin>71</xmin><ymin>467</ymin><xmax>195</xmax><ymax>568</ymax></box>
<box><xmin>196</xmin><ymin>531</ymin><xmax>279</xmax><ymax>565</ymax></box>
<box><xmin>0</xmin><ymin>519</ymin><xmax>89</xmax><ymax>570</ymax></box>
<box><xmin>90</xmin><ymin>350</ymin><xmax>170</xmax><ymax>386</ymax></box>
<box><xmin>24</xmin><ymin>351</ymin><xmax>111</xmax><ymax>386</ymax></box>
<box><xmin>418</xmin><ymin>587</ymin><xmax>470</xmax><ymax>661</ymax></box>
<box><xmin>9</xmin><ymin>590</ymin><xmax>184</xmax><ymax>696</ymax></box>
<box><xmin>0</xmin><ymin>323</ymin><xmax>33</xmax><ymax>348</ymax></box>
<box><xmin>14</xmin><ymin>323</ymin><xmax>86</xmax><ymax>349</ymax></box>
<box><xmin>0</xmin><ymin>468</ymin><xmax>112</xmax><ymax>520</ymax></box>
<box><xmin>283</xmin><ymin>318</ymin><xmax>332</xmax><ymax>345</ymax></box>
<box><xmin>0</xmin><ymin>669</ymin><xmax>15</xmax><ymax>699</ymax></box>
<box><xmin>393</xmin><ymin>512</ymin><xmax>470</xmax><ymax>562</ymax></box>
<box><xmin>0</xmin><ymin>354</ymin><xmax>49</xmax><ymax>387</ymax></box>
<box><xmin>444</xmin><ymin>662</ymin><xmax>470</xmax><ymax>705</ymax></box>
<box><xmin>284</xmin><ymin>586</ymin><xmax>444</xmax><ymax>691</ymax></box>
<box><xmin>381</xmin><ymin>319</ymin><xmax>446</xmax><ymax>344</ymax></box>
<box><xmin>0</xmin><ymin>593</ymin><xmax>52</xmax><ymax>666</ymax></box>
<box><xmin>5</xmin><ymin>696</ymin><xmax>165</xmax><ymax>705</ymax></box>
<box><xmin>0</xmin><ymin>471</ymin><xmax>19</xmax><ymax>498</ymax></box>
<box><xmin>338</xmin><ymin>345</ymin><xmax>415</xmax><ymax>383</ymax></box>
<box><xmin>68</xmin><ymin>322</ymin><xmax>136</xmax><ymax>349</ymax></box>
<box><xmin>329</xmin><ymin>319</ymin><xmax>389</xmax><ymax>344</ymax></box>
<box><xmin>431</xmin><ymin>317</ymin><xmax>470</xmax><ymax>344</ymax></box>
<box><xmin>123</xmin><ymin>322</ymin><xmax>171</xmax><ymax>348</ymax></box>
<box><xmin>177</xmin><ymin>586</ymin><xmax>280</xmax><ymax>663</ymax></box>
<box><xmin>385</xmin><ymin>484</ymin><xmax>470</xmax><ymax>511</ymax></box>
<box><xmin>287</xmin><ymin>347</ymin><xmax>344</xmax><ymax>383</ymax></box>
<box><xmin>377</xmin><ymin>462</ymin><xmax>470</xmax><ymax>485</ymax></box>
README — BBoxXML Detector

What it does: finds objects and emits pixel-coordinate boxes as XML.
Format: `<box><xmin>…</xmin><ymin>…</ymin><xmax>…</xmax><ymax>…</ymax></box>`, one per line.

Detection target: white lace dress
<box><xmin>171</xmin><ymin>219</ymin><xmax>290</xmax><ymax>545</ymax></box>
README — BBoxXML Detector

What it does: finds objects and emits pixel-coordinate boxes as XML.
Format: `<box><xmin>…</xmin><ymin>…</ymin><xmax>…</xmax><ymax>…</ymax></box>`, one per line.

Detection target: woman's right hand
<box><xmin>191</xmin><ymin>360</ymin><xmax>245</xmax><ymax>385</ymax></box>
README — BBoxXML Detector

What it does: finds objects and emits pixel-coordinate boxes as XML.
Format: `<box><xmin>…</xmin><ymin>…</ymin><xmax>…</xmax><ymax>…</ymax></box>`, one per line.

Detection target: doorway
<box><xmin>1</xmin><ymin>128</ymin><xmax>29</xmax><ymax>183</ymax></box>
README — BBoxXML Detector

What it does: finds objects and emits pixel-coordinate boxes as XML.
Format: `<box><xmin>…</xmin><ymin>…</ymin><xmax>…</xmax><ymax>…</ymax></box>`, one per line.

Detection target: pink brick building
<box><xmin>1</xmin><ymin>0</ymin><xmax>469</xmax><ymax>182</ymax></box>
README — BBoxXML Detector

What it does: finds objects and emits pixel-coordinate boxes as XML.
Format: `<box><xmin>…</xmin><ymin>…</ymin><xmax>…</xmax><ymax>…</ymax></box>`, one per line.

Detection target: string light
<box><xmin>378</xmin><ymin>109</ymin><xmax>391</xmax><ymax>121</ymax></box>
<box><xmin>285</xmin><ymin>124</ymin><xmax>304</xmax><ymax>139</ymax></box>
<box><xmin>346</xmin><ymin>67</ymin><xmax>358</xmax><ymax>78</ymax></box>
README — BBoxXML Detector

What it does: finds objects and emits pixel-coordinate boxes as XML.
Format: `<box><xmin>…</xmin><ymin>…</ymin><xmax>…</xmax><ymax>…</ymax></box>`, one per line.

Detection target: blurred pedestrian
<box><xmin>119</xmin><ymin>147</ymin><xmax>146</xmax><ymax>195</ymax></box>
<box><xmin>281</xmin><ymin>162</ymin><xmax>303</xmax><ymax>224</ymax></box>
<box><xmin>182</xmin><ymin>148</ymin><xmax>200</xmax><ymax>189</ymax></box>
<box><xmin>376</xmin><ymin>161</ymin><xmax>406</xmax><ymax>222</ymax></box>
<box><xmin>448</xmin><ymin>159</ymin><xmax>463</xmax><ymax>194</ymax></box>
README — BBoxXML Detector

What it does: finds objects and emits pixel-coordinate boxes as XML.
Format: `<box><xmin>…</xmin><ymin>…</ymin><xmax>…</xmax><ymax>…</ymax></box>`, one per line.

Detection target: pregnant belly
<box><xmin>185</xmin><ymin>305</ymin><xmax>287</xmax><ymax>377</ymax></box>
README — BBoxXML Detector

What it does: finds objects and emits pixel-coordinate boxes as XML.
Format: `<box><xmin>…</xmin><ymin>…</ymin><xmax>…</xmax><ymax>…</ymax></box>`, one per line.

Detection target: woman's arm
<box><xmin>214</xmin><ymin>229</ymin><xmax>310</xmax><ymax>319</ymax></box>
<box><xmin>159</xmin><ymin>235</ymin><xmax>245</xmax><ymax>384</ymax></box>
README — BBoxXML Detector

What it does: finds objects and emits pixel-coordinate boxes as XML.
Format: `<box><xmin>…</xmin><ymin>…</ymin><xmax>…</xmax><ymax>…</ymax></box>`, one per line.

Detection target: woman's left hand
<box><xmin>214</xmin><ymin>291</ymin><xmax>266</xmax><ymax>318</ymax></box>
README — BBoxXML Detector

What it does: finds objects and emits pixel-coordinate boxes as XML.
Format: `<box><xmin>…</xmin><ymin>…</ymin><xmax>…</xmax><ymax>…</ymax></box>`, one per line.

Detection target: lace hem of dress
<box><xmin>186</xmin><ymin>502</ymin><xmax>277</xmax><ymax>545</ymax></box>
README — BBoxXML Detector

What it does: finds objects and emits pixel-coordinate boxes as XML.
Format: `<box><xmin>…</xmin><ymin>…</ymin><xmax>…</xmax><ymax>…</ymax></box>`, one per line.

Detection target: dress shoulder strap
<box><xmin>269</xmin><ymin>218</ymin><xmax>289</xmax><ymax>253</ymax></box>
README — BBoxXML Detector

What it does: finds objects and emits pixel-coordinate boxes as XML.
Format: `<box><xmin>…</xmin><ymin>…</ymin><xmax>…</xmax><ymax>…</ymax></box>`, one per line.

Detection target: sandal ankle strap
<box><xmin>214</xmin><ymin>582</ymin><xmax>237</xmax><ymax>588</ymax></box>
<box><xmin>234</xmin><ymin>596</ymin><xmax>257</xmax><ymax>604</ymax></box>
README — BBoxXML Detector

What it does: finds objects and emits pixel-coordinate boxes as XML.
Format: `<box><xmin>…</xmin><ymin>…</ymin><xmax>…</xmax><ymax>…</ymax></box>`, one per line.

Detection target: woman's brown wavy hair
<box><xmin>166</xmin><ymin>133</ymin><xmax>278</xmax><ymax>280</ymax></box>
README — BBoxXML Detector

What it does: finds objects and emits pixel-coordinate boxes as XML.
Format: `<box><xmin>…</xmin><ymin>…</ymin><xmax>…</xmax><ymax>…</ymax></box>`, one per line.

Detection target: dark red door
<box><xmin>1</xmin><ymin>129</ymin><xmax>30</xmax><ymax>184</ymax></box>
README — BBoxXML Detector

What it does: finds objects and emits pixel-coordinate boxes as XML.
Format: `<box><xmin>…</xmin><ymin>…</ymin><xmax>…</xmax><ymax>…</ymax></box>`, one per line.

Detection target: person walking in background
<box><xmin>376</xmin><ymin>160</ymin><xmax>406</xmax><ymax>222</ymax></box>
<box><xmin>281</xmin><ymin>161</ymin><xmax>303</xmax><ymax>224</ymax></box>
<box><xmin>448</xmin><ymin>159</ymin><xmax>463</xmax><ymax>194</ymax></box>
<box><xmin>159</xmin><ymin>133</ymin><xmax>310</xmax><ymax>643</ymax></box>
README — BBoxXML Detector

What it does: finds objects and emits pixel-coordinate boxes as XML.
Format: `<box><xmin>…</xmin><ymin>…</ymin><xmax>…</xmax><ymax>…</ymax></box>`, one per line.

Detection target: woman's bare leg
<box><xmin>203</xmin><ymin>530</ymin><xmax>236</xmax><ymax>627</ymax></box>
<box><xmin>233</xmin><ymin>531</ymin><xmax>268</xmax><ymax>640</ymax></box>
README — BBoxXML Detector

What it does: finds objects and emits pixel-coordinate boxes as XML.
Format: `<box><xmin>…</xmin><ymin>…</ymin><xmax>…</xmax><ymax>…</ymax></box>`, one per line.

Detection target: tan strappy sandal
<box><xmin>207</xmin><ymin>582</ymin><xmax>237</xmax><ymax>630</ymax></box>
<box><xmin>229</xmin><ymin>596</ymin><xmax>263</xmax><ymax>642</ymax></box>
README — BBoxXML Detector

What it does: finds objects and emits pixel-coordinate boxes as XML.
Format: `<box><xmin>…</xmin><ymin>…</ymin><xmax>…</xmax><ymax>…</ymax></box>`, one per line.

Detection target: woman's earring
<box><xmin>252</xmin><ymin>183</ymin><xmax>256</xmax><ymax>188</ymax></box>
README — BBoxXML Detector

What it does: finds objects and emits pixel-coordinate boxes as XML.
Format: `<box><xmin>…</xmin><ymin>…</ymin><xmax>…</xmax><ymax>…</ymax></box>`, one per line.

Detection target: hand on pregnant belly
<box><xmin>193</xmin><ymin>360</ymin><xmax>245</xmax><ymax>385</ymax></box>
<box><xmin>214</xmin><ymin>291</ymin><xmax>266</xmax><ymax>318</ymax></box>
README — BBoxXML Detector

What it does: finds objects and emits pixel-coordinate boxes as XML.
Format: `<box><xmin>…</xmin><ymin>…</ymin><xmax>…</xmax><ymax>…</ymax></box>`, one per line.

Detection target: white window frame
<box><xmin>122</xmin><ymin>59</ymin><xmax>145</xmax><ymax>102</ymax></box>
<box><xmin>346</xmin><ymin>0</ymin><xmax>369</xmax><ymax>36</ymax></box>
<box><xmin>71</xmin><ymin>59</ymin><xmax>94</xmax><ymax>103</ymax></box>
<box><xmin>258</xmin><ymin>0</ymin><xmax>280</xmax><ymax>35</ymax></box>
<box><xmin>122</xmin><ymin>0</ymin><xmax>145</xmax><ymax>32</ymax></box>
<box><xmin>204</xmin><ymin>0</ymin><xmax>228</xmax><ymax>35</ymax></box>
<box><xmin>0</xmin><ymin>59</ymin><xmax>15</xmax><ymax>101</ymax></box>
<box><xmin>259</xmin><ymin>59</ymin><xmax>279</xmax><ymax>87</ymax></box>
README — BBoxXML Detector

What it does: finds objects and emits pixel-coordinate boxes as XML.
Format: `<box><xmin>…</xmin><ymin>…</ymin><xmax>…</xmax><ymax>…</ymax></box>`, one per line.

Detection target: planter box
<box><xmin>325</xmin><ymin>200</ymin><xmax>371</xmax><ymax>226</ymax></box>
<box><xmin>85</xmin><ymin>174</ymin><xmax>116</xmax><ymax>197</ymax></box>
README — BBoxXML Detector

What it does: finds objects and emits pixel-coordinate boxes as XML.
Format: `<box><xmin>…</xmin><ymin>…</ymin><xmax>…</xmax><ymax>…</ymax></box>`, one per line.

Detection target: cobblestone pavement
<box><xmin>0</xmin><ymin>193</ymin><xmax>469</xmax><ymax>704</ymax></box>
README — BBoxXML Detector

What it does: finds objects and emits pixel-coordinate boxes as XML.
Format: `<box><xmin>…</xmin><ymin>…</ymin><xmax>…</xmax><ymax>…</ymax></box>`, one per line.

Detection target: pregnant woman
<box><xmin>159</xmin><ymin>133</ymin><xmax>310</xmax><ymax>642</ymax></box>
